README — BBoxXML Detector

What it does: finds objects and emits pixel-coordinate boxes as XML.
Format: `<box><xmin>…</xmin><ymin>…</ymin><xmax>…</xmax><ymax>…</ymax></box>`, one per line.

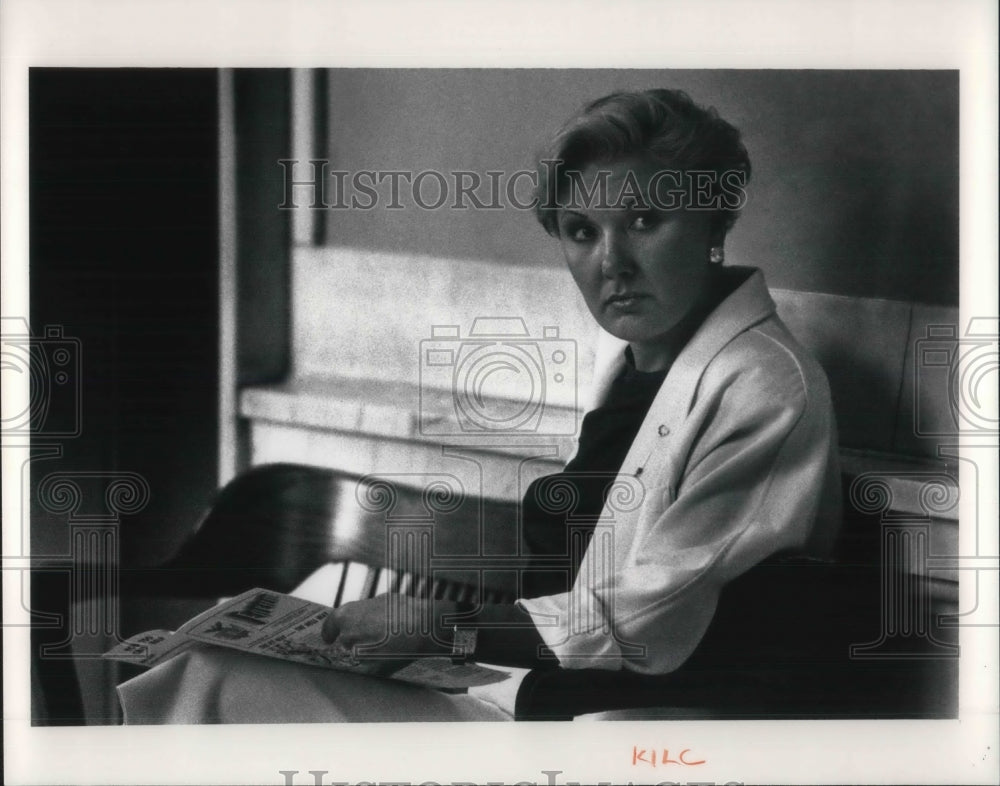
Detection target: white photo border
<box><xmin>2</xmin><ymin>1</ymin><xmax>997</xmax><ymax>784</ymax></box>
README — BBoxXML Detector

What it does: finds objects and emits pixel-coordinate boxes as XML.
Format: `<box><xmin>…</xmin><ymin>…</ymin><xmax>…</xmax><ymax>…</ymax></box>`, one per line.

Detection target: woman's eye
<box><xmin>566</xmin><ymin>223</ymin><xmax>597</xmax><ymax>242</ymax></box>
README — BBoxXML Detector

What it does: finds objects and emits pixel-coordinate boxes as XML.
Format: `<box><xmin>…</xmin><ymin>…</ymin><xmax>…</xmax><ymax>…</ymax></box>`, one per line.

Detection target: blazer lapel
<box><xmin>585</xmin><ymin>328</ymin><xmax>628</xmax><ymax>410</ymax></box>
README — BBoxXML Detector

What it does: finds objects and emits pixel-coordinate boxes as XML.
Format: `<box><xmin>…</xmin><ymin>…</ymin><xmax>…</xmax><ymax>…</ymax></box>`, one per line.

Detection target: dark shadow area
<box><xmin>29</xmin><ymin>67</ymin><xmax>219</xmax><ymax>724</ymax></box>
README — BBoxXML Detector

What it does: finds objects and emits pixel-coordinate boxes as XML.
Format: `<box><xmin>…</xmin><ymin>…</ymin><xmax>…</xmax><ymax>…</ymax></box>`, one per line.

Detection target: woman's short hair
<box><xmin>534</xmin><ymin>88</ymin><xmax>751</xmax><ymax>239</ymax></box>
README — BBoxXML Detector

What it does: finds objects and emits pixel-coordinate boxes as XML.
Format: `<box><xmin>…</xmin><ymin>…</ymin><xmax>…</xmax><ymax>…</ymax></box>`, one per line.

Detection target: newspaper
<box><xmin>104</xmin><ymin>588</ymin><xmax>510</xmax><ymax>691</ymax></box>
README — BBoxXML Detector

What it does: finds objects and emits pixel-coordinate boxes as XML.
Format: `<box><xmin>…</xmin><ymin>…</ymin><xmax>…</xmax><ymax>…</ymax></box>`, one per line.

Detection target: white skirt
<box><xmin>117</xmin><ymin>643</ymin><xmax>524</xmax><ymax>723</ymax></box>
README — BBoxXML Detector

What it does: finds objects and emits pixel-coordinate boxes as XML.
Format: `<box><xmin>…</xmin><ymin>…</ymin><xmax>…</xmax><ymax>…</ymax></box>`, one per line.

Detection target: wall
<box><xmin>319</xmin><ymin>69</ymin><xmax>958</xmax><ymax>305</ymax></box>
<box><xmin>234</xmin><ymin>70</ymin><xmax>292</xmax><ymax>388</ymax></box>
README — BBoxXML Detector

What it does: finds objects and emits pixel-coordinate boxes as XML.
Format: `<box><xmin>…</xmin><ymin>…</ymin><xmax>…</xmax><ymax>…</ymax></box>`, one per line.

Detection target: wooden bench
<box><xmin>31</xmin><ymin>459</ymin><xmax>956</xmax><ymax>722</ymax></box>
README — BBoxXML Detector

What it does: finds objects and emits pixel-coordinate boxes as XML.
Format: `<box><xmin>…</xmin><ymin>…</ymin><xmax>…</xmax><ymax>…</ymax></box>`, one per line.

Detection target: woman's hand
<box><xmin>321</xmin><ymin>595</ymin><xmax>453</xmax><ymax>661</ymax></box>
<box><xmin>322</xmin><ymin>595</ymin><xmax>555</xmax><ymax>670</ymax></box>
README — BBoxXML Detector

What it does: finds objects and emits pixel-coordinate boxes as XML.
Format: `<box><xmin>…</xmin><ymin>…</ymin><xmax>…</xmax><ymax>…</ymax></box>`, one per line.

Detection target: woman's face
<box><xmin>556</xmin><ymin>156</ymin><xmax>717</xmax><ymax>372</ymax></box>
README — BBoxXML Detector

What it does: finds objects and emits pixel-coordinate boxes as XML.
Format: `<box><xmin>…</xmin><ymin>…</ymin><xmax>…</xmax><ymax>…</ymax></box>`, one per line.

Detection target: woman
<box><xmin>118</xmin><ymin>88</ymin><xmax>841</xmax><ymax>722</ymax></box>
<box><xmin>321</xmin><ymin>88</ymin><xmax>841</xmax><ymax>675</ymax></box>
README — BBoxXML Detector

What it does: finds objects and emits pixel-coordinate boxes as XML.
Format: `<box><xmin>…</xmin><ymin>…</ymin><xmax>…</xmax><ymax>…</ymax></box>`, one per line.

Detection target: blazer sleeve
<box><xmin>517</xmin><ymin>339</ymin><xmax>841</xmax><ymax>673</ymax></box>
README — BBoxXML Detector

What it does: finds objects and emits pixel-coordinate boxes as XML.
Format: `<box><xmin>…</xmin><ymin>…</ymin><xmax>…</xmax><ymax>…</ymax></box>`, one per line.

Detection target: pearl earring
<box><xmin>709</xmin><ymin>246</ymin><xmax>725</xmax><ymax>264</ymax></box>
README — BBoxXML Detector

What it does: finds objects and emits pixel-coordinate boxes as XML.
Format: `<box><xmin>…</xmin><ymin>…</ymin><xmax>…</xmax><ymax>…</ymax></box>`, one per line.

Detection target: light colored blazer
<box><xmin>517</xmin><ymin>267</ymin><xmax>842</xmax><ymax>674</ymax></box>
